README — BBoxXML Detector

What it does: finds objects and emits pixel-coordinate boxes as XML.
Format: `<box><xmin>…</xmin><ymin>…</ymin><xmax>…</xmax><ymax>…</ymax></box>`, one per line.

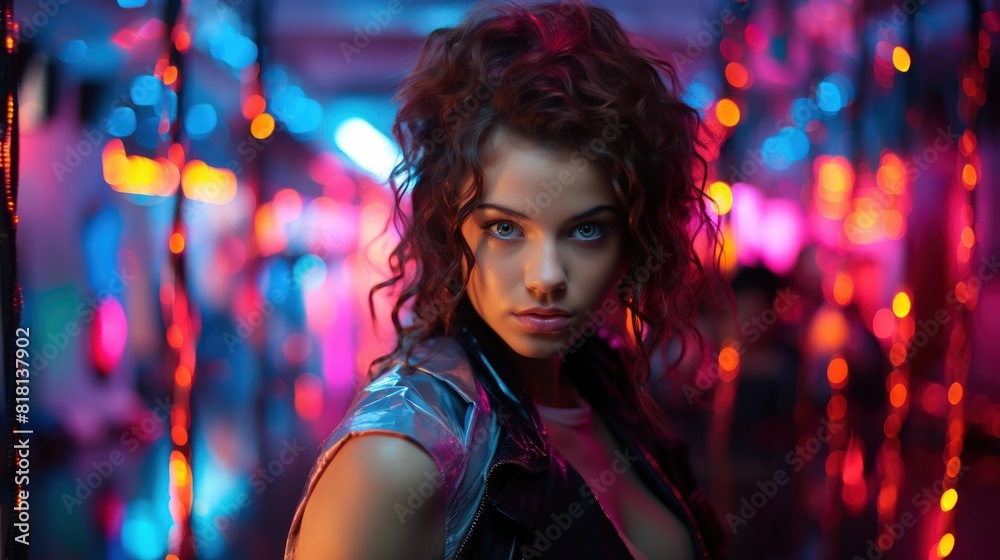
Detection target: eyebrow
<box><xmin>476</xmin><ymin>202</ymin><xmax>620</xmax><ymax>222</ymax></box>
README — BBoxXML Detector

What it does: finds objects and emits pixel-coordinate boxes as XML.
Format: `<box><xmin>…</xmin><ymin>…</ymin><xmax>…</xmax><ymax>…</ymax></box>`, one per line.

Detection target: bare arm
<box><xmin>294</xmin><ymin>434</ymin><xmax>446</xmax><ymax>560</ymax></box>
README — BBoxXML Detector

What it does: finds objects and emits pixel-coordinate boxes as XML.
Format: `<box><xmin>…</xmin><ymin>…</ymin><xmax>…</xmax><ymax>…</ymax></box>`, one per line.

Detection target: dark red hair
<box><xmin>367</xmin><ymin>0</ymin><xmax>721</xmax><ymax>440</ymax></box>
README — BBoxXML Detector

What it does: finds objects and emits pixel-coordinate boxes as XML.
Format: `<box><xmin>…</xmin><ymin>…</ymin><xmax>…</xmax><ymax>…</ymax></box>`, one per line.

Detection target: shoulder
<box><xmin>342</xmin><ymin>335</ymin><xmax>490</xmax><ymax>442</ymax></box>
<box><xmin>285</xmin><ymin>336</ymin><xmax>498</xmax><ymax>557</ymax></box>
<box><xmin>294</xmin><ymin>433</ymin><xmax>445</xmax><ymax>559</ymax></box>
<box><xmin>326</xmin><ymin>336</ymin><xmax>490</xmax><ymax>477</ymax></box>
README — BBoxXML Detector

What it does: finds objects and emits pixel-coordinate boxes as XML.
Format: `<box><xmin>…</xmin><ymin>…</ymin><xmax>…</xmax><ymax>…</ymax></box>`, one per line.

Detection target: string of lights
<box><xmin>157</xmin><ymin>0</ymin><xmax>196</xmax><ymax>557</ymax></box>
<box><xmin>929</xmin><ymin>8</ymin><xmax>996</xmax><ymax>560</ymax></box>
<box><xmin>1</xmin><ymin>0</ymin><xmax>26</xmax><ymax>557</ymax></box>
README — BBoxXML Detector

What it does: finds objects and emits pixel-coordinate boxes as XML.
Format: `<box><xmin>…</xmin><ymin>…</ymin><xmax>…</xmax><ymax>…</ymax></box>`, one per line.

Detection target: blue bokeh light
<box><xmin>130</xmin><ymin>75</ymin><xmax>162</xmax><ymax>106</ymax></box>
<box><xmin>816</xmin><ymin>82</ymin><xmax>842</xmax><ymax>114</ymax></box>
<box><xmin>285</xmin><ymin>98</ymin><xmax>323</xmax><ymax>136</ymax></box>
<box><xmin>271</xmin><ymin>85</ymin><xmax>324</xmax><ymax>136</ymax></box>
<box><xmin>82</xmin><ymin>206</ymin><xmax>122</xmax><ymax>289</ymax></box>
<box><xmin>784</xmin><ymin>127</ymin><xmax>810</xmax><ymax>161</ymax></box>
<box><xmin>762</xmin><ymin>127</ymin><xmax>810</xmax><ymax>170</ymax></box>
<box><xmin>293</xmin><ymin>254</ymin><xmax>327</xmax><ymax>290</ymax></box>
<box><xmin>152</xmin><ymin>89</ymin><xmax>178</xmax><ymax>122</ymax></box>
<box><xmin>208</xmin><ymin>25</ymin><xmax>258</xmax><ymax>70</ymax></box>
<box><xmin>106</xmin><ymin>106</ymin><xmax>137</xmax><ymax>137</ymax></box>
<box><xmin>682</xmin><ymin>82</ymin><xmax>714</xmax><ymax>111</ymax></box>
<box><xmin>262</xmin><ymin>67</ymin><xmax>289</xmax><ymax>98</ymax></box>
<box><xmin>59</xmin><ymin>40</ymin><xmax>87</xmax><ymax>63</ymax></box>
<box><xmin>816</xmin><ymin>72</ymin><xmax>854</xmax><ymax>116</ymax></box>
<box><xmin>271</xmin><ymin>86</ymin><xmax>303</xmax><ymax>119</ymax></box>
<box><xmin>790</xmin><ymin>98</ymin><xmax>818</xmax><ymax>127</ymax></box>
<box><xmin>120</xmin><ymin>500</ymin><xmax>165</xmax><ymax>560</ymax></box>
<box><xmin>186</xmin><ymin>103</ymin><xmax>218</xmax><ymax>139</ymax></box>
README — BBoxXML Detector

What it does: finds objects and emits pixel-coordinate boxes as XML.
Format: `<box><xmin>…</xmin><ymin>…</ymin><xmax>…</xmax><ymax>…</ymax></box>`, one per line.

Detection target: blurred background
<box><xmin>2</xmin><ymin>0</ymin><xmax>998</xmax><ymax>558</ymax></box>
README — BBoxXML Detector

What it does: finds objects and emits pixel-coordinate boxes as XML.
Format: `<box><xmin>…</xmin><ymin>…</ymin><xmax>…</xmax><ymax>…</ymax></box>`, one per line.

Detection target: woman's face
<box><xmin>459</xmin><ymin>135</ymin><xmax>627</xmax><ymax>359</ymax></box>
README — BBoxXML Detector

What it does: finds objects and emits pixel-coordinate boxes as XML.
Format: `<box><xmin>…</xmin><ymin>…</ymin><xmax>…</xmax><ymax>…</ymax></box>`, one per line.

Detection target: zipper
<box><xmin>451</xmin><ymin>328</ymin><xmax>548</xmax><ymax>560</ymax></box>
<box><xmin>453</xmin><ymin>454</ymin><xmax>539</xmax><ymax>560</ymax></box>
<box><xmin>452</xmin><ymin>487</ymin><xmax>486</xmax><ymax>560</ymax></box>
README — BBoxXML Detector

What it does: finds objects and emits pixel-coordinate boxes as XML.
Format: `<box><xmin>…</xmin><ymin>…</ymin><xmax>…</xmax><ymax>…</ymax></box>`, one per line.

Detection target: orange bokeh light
<box><xmin>962</xmin><ymin>164</ymin><xmax>978</xmax><ymax>188</ymax></box>
<box><xmin>833</xmin><ymin>273</ymin><xmax>854</xmax><ymax>305</ymax></box>
<box><xmin>169</xmin><ymin>232</ymin><xmax>185</xmax><ymax>254</ymax></box>
<box><xmin>716</xmin><ymin>98</ymin><xmax>741</xmax><ymax>127</ymax></box>
<box><xmin>827</xmin><ymin>357</ymin><xmax>848</xmax><ymax>387</ymax></box>
<box><xmin>725</xmin><ymin>62</ymin><xmax>749</xmax><ymax>88</ymax></box>
<box><xmin>889</xmin><ymin>383</ymin><xmax>907</xmax><ymax>408</ymax></box>
<box><xmin>167</xmin><ymin>325</ymin><xmax>183</xmax><ymax>349</ymax></box>
<box><xmin>948</xmin><ymin>382</ymin><xmax>963</xmax><ymax>405</ymax></box>
<box><xmin>251</xmin><ymin>113</ymin><xmax>276</xmax><ymax>139</ymax></box>
<box><xmin>175</xmin><ymin>365</ymin><xmax>191</xmax><ymax>387</ymax></box>
<box><xmin>243</xmin><ymin>94</ymin><xmax>266</xmax><ymax>120</ymax></box>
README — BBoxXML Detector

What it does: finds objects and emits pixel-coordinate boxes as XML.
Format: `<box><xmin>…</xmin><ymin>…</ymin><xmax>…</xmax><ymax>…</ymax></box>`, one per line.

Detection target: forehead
<box><xmin>477</xmin><ymin>136</ymin><xmax>618</xmax><ymax>220</ymax></box>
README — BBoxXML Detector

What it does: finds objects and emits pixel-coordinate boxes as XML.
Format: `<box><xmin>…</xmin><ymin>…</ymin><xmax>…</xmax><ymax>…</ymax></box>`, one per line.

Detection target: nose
<box><xmin>524</xmin><ymin>237</ymin><xmax>567</xmax><ymax>296</ymax></box>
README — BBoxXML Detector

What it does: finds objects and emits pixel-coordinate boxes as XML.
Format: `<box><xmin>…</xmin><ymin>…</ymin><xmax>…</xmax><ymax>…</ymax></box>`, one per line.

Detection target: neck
<box><xmin>453</xmin><ymin>293</ymin><xmax>583</xmax><ymax>409</ymax></box>
<box><xmin>508</xmin><ymin>351</ymin><xmax>581</xmax><ymax>409</ymax></box>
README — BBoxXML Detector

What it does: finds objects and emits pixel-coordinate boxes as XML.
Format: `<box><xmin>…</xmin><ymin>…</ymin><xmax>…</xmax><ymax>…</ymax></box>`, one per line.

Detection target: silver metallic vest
<box><xmin>284</xmin><ymin>299</ymin><xmax>727</xmax><ymax>559</ymax></box>
<box><xmin>283</xmin><ymin>335</ymin><xmax>507</xmax><ymax>559</ymax></box>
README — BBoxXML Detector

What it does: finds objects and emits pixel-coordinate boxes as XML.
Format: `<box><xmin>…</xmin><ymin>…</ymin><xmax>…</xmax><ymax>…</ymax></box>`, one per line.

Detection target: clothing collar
<box><xmin>448</xmin><ymin>296</ymin><xmax>710</xmax><ymax>559</ymax></box>
<box><xmin>451</xmin><ymin>295</ymin><xmax>635</xmax><ymax>527</ymax></box>
<box><xmin>452</xmin><ymin>295</ymin><xmax>551</xmax><ymax>466</ymax></box>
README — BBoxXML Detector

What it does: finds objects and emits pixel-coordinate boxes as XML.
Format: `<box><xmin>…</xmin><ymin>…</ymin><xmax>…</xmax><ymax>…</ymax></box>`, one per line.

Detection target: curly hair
<box><xmin>366</xmin><ymin>0</ymin><xmax>722</xmax><ymax>440</ymax></box>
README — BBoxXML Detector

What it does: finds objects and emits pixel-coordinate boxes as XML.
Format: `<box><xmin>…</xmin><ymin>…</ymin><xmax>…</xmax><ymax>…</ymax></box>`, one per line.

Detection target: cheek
<box><xmin>576</xmin><ymin>245</ymin><xmax>625</xmax><ymax>300</ymax></box>
<box><xmin>460</xmin><ymin>230</ymin><xmax>501</xmax><ymax>302</ymax></box>
<box><xmin>583</xmin><ymin>263</ymin><xmax>619</xmax><ymax>297</ymax></box>
<box><xmin>468</xmin><ymin>253</ymin><xmax>510</xmax><ymax>297</ymax></box>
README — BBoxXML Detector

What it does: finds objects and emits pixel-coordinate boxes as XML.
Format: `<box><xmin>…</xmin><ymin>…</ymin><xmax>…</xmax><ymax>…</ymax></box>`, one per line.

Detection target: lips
<box><xmin>516</xmin><ymin>307</ymin><xmax>571</xmax><ymax>316</ymax></box>
<box><xmin>512</xmin><ymin>312</ymin><xmax>574</xmax><ymax>333</ymax></box>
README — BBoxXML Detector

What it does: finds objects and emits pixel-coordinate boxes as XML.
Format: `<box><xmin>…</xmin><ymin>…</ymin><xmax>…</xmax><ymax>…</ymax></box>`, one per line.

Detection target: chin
<box><xmin>502</xmin><ymin>334</ymin><xmax>567</xmax><ymax>359</ymax></box>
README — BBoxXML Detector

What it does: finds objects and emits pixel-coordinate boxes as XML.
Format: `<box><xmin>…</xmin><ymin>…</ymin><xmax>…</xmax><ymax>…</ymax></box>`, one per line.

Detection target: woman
<box><xmin>285</xmin><ymin>1</ymin><xmax>728</xmax><ymax>558</ymax></box>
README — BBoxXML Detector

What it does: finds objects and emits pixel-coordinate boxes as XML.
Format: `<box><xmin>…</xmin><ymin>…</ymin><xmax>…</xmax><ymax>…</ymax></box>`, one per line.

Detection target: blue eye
<box><xmin>482</xmin><ymin>221</ymin><xmax>610</xmax><ymax>243</ymax></box>
<box><xmin>484</xmin><ymin>221</ymin><xmax>521</xmax><ymax>240</ymax></box>
<box><xmin>573</xmin><ymin>222</ymin><xmax>609</xmax><ymax>241</ymax></box>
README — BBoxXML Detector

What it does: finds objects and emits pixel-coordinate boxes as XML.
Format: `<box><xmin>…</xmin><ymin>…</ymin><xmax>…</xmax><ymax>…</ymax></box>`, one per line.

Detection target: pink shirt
<box><xmin>535</xmin><ymin>396</ymin><xmax>696</xmax><ymax>560</ymax></box>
